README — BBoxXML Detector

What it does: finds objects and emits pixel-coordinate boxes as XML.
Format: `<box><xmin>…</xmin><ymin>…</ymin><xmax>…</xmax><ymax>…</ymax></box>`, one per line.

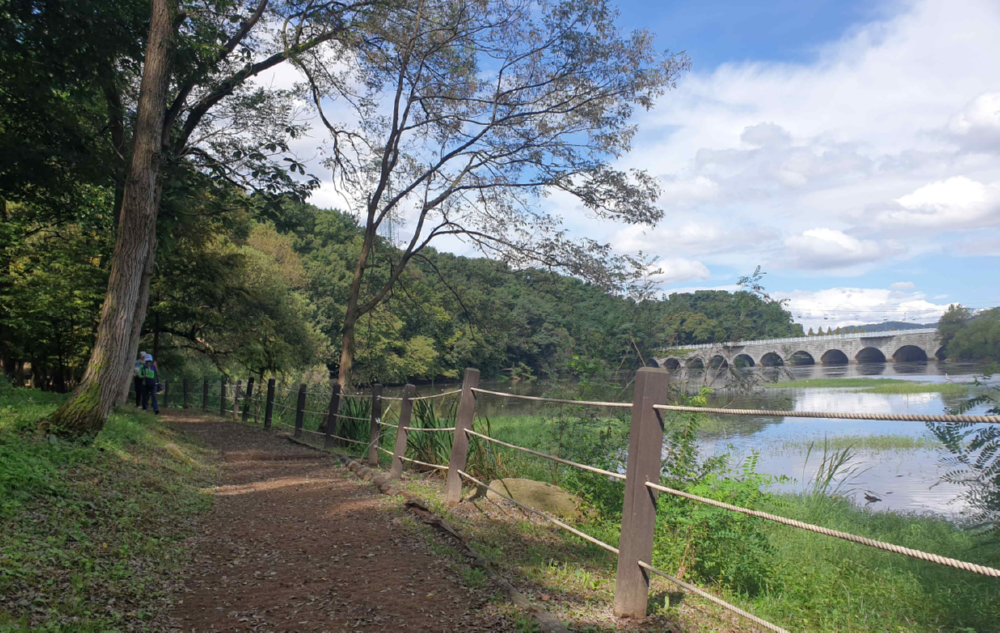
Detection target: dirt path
<box><xmin>165</xmin><ymin>412</ymin><xmax>514</xmax><ymax>632</ymax></box>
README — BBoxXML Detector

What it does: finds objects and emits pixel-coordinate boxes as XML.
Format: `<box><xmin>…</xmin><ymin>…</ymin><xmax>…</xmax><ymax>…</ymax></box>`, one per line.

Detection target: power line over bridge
<box><xmin>654</xmin><ymin>328</ymin><xmax>942</xmax><ymax>369</ymax></box>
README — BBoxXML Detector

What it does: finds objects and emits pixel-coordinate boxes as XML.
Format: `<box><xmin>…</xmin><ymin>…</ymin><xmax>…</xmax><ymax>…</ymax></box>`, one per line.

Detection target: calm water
<box><xmin>397</xmin><ymin>361</ymin><xmax>996</xmax><ymax>517</ymax></box>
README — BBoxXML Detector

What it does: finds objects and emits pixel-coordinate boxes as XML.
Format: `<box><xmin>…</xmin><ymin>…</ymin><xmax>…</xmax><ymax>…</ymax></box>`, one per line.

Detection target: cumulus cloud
<box><xmin>783</xmin><ymin>228</ymin><xmax>903</xmax><ymax>270</ymax></box>
<box><xmin>647</xmin><ymin>258</ymin><xmax>712</xmax><ymax>285</ymax></box>
<box><xmin>777</xmin><ymin>287</ymin><xmax>954</xmax><ymax>330</ymax></box>
<box><xmin>947</xmin><ymin>91</ymin><xmax>1000</xmax><ymax>151</ymax></box>
<box><xmin>872</xmin><ymin>176</ymin><xmax>1000</xmax><ymax>231</ymax></box>
<box><xmin>891</xmin><ymin>281</ymin><xmax>916</xmax><ymax>290</ymax></box>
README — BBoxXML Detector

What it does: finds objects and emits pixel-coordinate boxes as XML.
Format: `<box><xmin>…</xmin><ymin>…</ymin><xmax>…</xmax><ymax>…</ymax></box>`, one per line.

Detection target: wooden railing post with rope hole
<box><xmin>220</xmin><ymin>379</ymin><xmax>227</xmax><ymax>416</ymax></box>
<box><xmin>203</xmin><ymin>378</ymin><xmax>209</xmax><ymax>412</ymax></box>
<box><xmin>614</xmin><ymin>367</ymin><xmax>670</xmax><ymax>619</ymax></box>
<box><xmin>444</xmin><ymin>368</ymin><xmax>480</xmax><ymax>504</ymax></box>
<box><xmin>390</xmin><ymin>384</ymin><xmax>416</xmax><ymax>479</ymax></box>
<box><xmin>182</xmin><ymin>379</ymin><xmax>189</xmax><ymax>410</ymax></box>
<box><xmin>294</xmin><ymin>383</ymin><xmax>306</xmax><ymax>439</ymax></box>
<box><xmin>264</xmin><ymin>378</ymin><xmax>275</xmax><ymax>431</ymax></box>
<box><xmin>241</xmin><ymin>377</ymin><xmax>255</xmax><ymax>423</ymax></box>
<box><xmin>325</xmin><ymin>383</ymin><xmax>341</xmax><ymax>449</ymax></box>
<box><xmin>368</xmin><ymin>384</ymin><xmax>383</xmax><ymax>466</ymax></box>
<box><xmin>233</xmin><ymin>379</ymin><xmax>242</xmax><ymax>421</ymax></box>
<box><xmin>162</xmin><ymin>381</ymin><xmax>169</xmax><ymax>409</ymax></box>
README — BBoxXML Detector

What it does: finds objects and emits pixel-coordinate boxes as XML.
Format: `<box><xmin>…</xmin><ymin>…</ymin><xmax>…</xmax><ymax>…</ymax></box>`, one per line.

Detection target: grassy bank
<box><xmin>413</xmin><ymin>410</ymin><xmax>1000</xmax><ymax>632</ymax></box>
<box><xmin>766</xmin><ymin>377</ymin><xmax>970</xmax><ymax>395</ymax></box>
<box><xmin>0</xmin><ymin>386</ymin><xmax>214</xmax><ymax>631</ymax></box>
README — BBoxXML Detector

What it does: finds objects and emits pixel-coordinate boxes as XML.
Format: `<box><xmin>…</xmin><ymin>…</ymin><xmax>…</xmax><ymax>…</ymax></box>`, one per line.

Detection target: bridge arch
<box><xmin>856</xmin><ymin>347</ymin><xmax>887</xmax><ymax>363</ymax></box>
<box><xmin>709</xmin><ymin>355</ymin><xmax>729</xmax><ymax>369</ymax></box>
<box><xmin>759</xmin><ymin>352</ymin><xmax>784</xmax><ymax>367</ymax></box>
<box><xmin>893</xmin><ymin>345</ymin><xmax>928</xmax><ymax>362</ymax></box>
<box><xmin>660</xmin><ymin>357</ymin><xmax>681</xmax><ymax>371</ymax></box>
<box><xmin>820</xmin><ymin>349</ymin><xmax>849</xmax><ymax>365</ymax></box>
<box><xmin>934</xmin><ymin>347</ymin><xmax>947</xmax><ymax>361</ymax></box>
<box><xmin>686</xmin><ymin>357</ymin><xmax>705</xmax><ymax>370</ymax></box>
<box><xmin>734</xmin><ymin>354</ymin><xmax>755</xmax><ymax>368</ymax></box>
<box><xmin>788</xmin><ymin>351</ymin><xmax>815</xmax><ymax>366</ymax></box>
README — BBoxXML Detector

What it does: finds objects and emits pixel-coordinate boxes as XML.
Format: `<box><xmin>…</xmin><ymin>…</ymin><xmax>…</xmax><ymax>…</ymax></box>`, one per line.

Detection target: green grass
<box><xmin>770</xmin><ymin>434</ymin><xmax>942</xmax><ymax>453</ymax></box>
<box><xmin>0</xmin><ymin>384</ymin><xmax>214</xmax><ymax>631</ymax></box>
<box><xmin>765</xmin><ymin>378</ymin><xmax>970</xmax><ymax>395</ymax></box>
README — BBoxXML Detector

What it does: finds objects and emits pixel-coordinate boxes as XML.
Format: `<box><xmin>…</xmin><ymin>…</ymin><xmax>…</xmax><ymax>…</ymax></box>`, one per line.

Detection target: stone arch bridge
<box><xmin>653</xmin><ymin>328</ymin><xmax>942</xmax><ymax>370</ymax></box>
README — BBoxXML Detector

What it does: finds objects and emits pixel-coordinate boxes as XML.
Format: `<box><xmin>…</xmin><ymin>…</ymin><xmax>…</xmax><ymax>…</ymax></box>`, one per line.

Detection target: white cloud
<box><xmin>890</xmin><ymin>281</ymin><xmax>916</xmax><ymax>290</ymax></box>
<box><xmin>783</xmin><ymin>228</ymin><xmax>902</xmax><ymax>270</ymax></box>
<box><xmin>777</xmin><ymin>287</ymin><xmax>954</xmax><ymax>330</ymax></box>
<box><xmin>647</xmin><ymin>258</ymin><xmax>712</xmax><ymax>285</ymax></box>
<box><xmin>872</xmin><ymin>176</ymin><xmax>1000</xmax><ymax>231</ymax></box>
<box><xmin>947</xmin><ymin>91</ymin><xmax>1000</xmax><ymax>151</ymax></box>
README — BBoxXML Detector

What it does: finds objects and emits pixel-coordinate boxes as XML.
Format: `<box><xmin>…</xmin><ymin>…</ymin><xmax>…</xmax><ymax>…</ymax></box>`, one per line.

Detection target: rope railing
<box><xmin>471</xmin><ymin>387</ymin><xmax>632</xmax><ymax>409</ymax></box>
<box><xmin>402</xmin><ymin>426</ymin><xmax>456</xmax><ymax>432</ymax></box>
<box><xmin>644</xmin><ymin>481</ymin><xmax>1000</xmax><ymax>577</ymax></box>
<box><xmin>399</xmin><ymin>455</ymin><xmax>450</xmax><ymax>471</ymax></box>
<box><xmin>651</xmin><ymin>404</ymin><xmax>1000</xmax><ymax>424</ymax></box>
<box><xmin>412</xmin><ymin>389</ymin><xmax>463</xmax><ymax>401</ymax></box>
<box><xmin>464</xmin><ymin>429</ymin><xmax>625</xmax><ymax>480</ymax></box>
<box><xmin>457</xmin><ymin>470</ymin><xmax>619</xmax><ymax>555</ymax></box>
<box><xmin>636</xmin><ymin>561</ymin><xmax>790</xmax><ymax>633</ymax></box>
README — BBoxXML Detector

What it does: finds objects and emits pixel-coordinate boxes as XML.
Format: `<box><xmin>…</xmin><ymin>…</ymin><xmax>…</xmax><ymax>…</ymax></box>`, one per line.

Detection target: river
<box><xmin>396</xmin><ymin>361</ymin><xmax>996</xmax><ymax>518</ymax></box>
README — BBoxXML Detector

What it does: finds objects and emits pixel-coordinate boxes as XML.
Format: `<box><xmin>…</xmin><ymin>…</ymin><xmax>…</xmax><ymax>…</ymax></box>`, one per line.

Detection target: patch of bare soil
<box><xmin>165</xmin><ymin>413</ymin><xmax>514</xmax><ymax>632</ymax></box>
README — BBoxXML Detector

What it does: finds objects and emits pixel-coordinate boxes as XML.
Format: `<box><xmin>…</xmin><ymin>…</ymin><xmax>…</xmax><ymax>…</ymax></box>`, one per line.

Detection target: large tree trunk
<box><xmin>115</xmin><ymin>221</ymin><xmax>158</xmax><ymax>404</ymax></box>
<box><xmin>336</xmin><ymin>227</ymin><xmax>376</xmax><ymax>389</ymax></box>
<box><xmin>48</xmin><ymin>0</ymin><xmax>175</xmax><ymax>436</ymax></box>
<box><xmin>337</xmin><ymin>317</ymin><xmax>357</xmax><ymax>389</ymax></box>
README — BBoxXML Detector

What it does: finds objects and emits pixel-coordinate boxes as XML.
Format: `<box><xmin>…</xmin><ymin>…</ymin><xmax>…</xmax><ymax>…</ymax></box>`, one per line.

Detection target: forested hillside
<box><xmin>2</xmin><ymin>195</ymin><xmax>801</xmax><ymax>388</ymax></box>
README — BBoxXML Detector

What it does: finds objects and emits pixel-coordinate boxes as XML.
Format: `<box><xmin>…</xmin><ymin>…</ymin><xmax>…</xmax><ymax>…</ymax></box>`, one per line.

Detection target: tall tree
<box><xmin>49</xmin><ymin>0</ymin><xmax>370</xmax><ymax>434</ymax></box>
<box><xmin>297</xmin><ymin>0</ymin><xmax>689</xmax><ymax>387</ymax></box>
<box><xmin>48</xmin><ymin>0</ymin><xmax>177</xmax><ymax>433</ymax></box>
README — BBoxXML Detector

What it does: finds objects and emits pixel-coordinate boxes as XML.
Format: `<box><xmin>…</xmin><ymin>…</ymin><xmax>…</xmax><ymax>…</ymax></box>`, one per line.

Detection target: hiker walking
<box><xmin>140</xmin><ymin>355</ymin><xmax>159</xmax><ymax>414</ymax></box>
<box><xmin>133</xmin><ymin>352</ymin><xmax>145</xmax><ymax>407</ymax></box>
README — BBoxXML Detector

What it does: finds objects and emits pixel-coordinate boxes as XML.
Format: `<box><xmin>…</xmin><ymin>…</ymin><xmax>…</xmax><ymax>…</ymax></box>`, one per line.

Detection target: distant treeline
<box><xmin>1</xmin><ymin>196</ymin><xmax>801</xmax><ymax>389</ymax></box>
<box><xmin>937</xmin><ymin>305</ymin><xmax>1000</xmax><ymax>361</ymax></box>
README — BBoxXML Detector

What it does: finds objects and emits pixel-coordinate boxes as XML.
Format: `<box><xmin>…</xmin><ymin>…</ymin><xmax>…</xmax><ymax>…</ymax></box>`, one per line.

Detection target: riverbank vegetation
<box><xmin>0</xmin><ymin>383</ymin><xmax>213</xmax><ymax>630</ymax></box>
<box><xmin>937</xmin><ymin>305</ymin><xmax>1000</xmax><ymax>361</ymax></box>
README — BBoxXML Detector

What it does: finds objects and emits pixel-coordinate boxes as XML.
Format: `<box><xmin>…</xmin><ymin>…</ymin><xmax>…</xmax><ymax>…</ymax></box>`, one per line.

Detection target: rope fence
<box><xmin>188</xmin><ymin>365</ymin><xmax>997</xmax><ymax>633</ymax></box>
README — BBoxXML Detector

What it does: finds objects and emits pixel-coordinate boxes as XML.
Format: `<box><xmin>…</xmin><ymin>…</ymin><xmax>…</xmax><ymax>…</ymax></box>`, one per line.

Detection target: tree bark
<box><xmin>336</xmin><ymin>226</ymin><xmax>376</xmax><ymax>389</ymax></box>
<box><xmin>48</xmin><ymin>0</ymin><xmax>176</xmax><ymax>436</ymax></box>
<box><xmin>115</xmin><ymin>217</ymin><xmax>158</xmax><ymax>404</ymax></box>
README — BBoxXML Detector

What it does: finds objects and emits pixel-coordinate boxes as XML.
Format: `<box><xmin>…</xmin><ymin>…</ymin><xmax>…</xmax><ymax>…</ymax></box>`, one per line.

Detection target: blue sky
<box><xmin>295</xmin><ymin>0</ymin><xmax>1000</xmax><ymax>330</ymax></box>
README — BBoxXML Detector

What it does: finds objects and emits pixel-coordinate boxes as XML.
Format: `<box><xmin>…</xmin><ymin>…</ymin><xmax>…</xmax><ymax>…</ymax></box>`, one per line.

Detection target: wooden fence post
<box><xmin>233</xmin><ymin>380</ymin><xmax>242</xmax><ymax>420</ymax></box>
<box><xmin>613</xmin><ymin>367</ymin><xmax>670</xmax><ymax>619</ymax></box>
<box><xmin>264</xmin><ymin>378</ymin><xmax>275</xmax><ymax>431</ymax></box>
<box><xmin>444</xmin><ymin>368</ymin><xmax>480</xmax><ymax>504</ymax></box>
<box><xmin>220</xmin><ymin>379</ymin><xmax>227</xmax><ymax>416</ymax></box>
<box><xmin>368</xmin><ymin>384</ymin><xmax>383</xmax><ymax>466</ymax></box>
<box><xmin>294</xmin><ymin>383</ymin><xmax>306</xmax><ymax>438</ymax></box>
<box><xmin>162</xmin><ymin>381</ymin><xmax>169</xmax><ymax>409</ymax></box>
<box><xmin>182</xmin><ymin>379</ymin><xmax>190</xmax><ymax>409</ymax></box>
<box><xmin>203</xmin><ymin>378</ymin><xmax>209</xmax><ymax>412</ymax></box>
<box><xmin>324</xmin><ymin>384</ymin><xmax>341</xmax><ymax>449</ymax></box>
<box><xmin>241</xmin><ymin>377</ymin><xmax>255</xmax><ymax>423</ymax></box>
<box><xmin>390</xmin><ymin>384</ymin><xmax>416</xmax><ymax>479</ymax></box>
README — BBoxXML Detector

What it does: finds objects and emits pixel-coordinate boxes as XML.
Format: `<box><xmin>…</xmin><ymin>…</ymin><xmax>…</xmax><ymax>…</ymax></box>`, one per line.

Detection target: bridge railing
<box><xmin>662</xmin><ymin>327</ymin><xmax>938</xmax><ymax>352</ymax></box>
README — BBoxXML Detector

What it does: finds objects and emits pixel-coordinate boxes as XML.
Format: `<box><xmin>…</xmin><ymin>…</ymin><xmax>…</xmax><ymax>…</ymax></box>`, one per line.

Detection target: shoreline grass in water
<box><xmin>0</xmin><ymin>386</ymin><xmax>214</xmax><ymax>631</ymax></box>
<box><xmin>765</xmin><ymin>377</ymin><xmax>970</xmax><ymax>395</ymax></box>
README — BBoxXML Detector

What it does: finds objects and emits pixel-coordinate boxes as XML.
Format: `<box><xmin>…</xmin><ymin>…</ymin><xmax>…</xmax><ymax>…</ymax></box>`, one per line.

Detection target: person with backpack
<box><xmin>140</xmin><ymin>356</ymin><xmax>159</xmax><ymax>414</ymax></box>
<box><xmin>133</xmin><ymin>352</ymin><xmax>145</xmax><ymax>407</ymax></box>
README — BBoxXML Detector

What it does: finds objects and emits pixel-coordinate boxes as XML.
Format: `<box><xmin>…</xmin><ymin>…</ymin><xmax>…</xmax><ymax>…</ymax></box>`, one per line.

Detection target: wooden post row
<box><xmin>324</xmin><ymin>384</ymin><xmax>341</xmax><ymax>449</ymax></box>
<box><xmin>389</xmin><ymin>384</ymin><xmax>416</xmax><ymax>480</ymax></box>
<box><xmin>444</xmin><ymin>368</ymin><xmax>480</xmax><ymax>504</ymax></box>
<box><xmin>264</xmin><ymin>378</ymin><xmax>275</xmax><ymax>431</ymax></box>
<box><xmin>367</xmin><ymin>384</ymin><xmax>383</xmax><ymax>466</ymax></box>
<box><xmin>294</xmin><ymin>383</ymin><xmax>306</xmax><ymax>438</ymax></box>
<box><xmin>203</xmin><ymin>378</ymin><xmax>209</xmax><ymax>412</ymax></box>
<box><xmin>220</xmin><ymin>379</ymin><xmax>227</xmax><ymax>415</ymax></box>
<box><xmin>182</xmin><ymin>379</ymin><xmax>190</xmax><ymax>410</ymax></box>
<box><xmin>613</xmin><ymin>367</ymin><xmax>669</xmax><ymax>619</ymax></box>
<box><xmin>241</xmin><ymin>377</ymin><xmax>255</xmax><ymax>423</ymax></box>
